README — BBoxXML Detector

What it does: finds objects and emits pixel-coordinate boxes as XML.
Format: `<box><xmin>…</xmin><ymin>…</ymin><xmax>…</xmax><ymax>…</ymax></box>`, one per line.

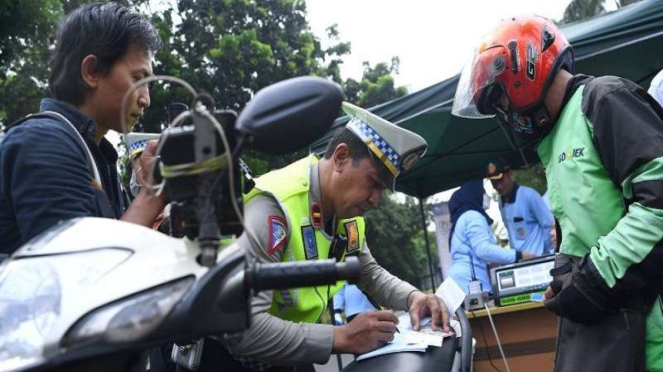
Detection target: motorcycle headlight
<box><xmin>62</xmin><ymin>276</ymin><xmax>194</xmax><ymax>347</ymax></box>
<box><xmin>0</xmin><ymin>248</ymin><xmax>132</xmax><ymax>372</ymax></box>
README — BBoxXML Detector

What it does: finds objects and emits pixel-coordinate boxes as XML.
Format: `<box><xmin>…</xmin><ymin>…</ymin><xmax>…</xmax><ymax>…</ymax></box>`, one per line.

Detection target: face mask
<box><xmin>482</xmin><ymin>193</ymin><xmax>491</xmax><ymax>210</ymax></box>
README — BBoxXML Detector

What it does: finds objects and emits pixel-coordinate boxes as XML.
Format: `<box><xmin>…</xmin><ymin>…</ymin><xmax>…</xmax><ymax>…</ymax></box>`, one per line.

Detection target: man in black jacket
<box><xmin>0</xmin><ymin>3</ymin><xmax>165</xmax><ymax>253</ymax></box>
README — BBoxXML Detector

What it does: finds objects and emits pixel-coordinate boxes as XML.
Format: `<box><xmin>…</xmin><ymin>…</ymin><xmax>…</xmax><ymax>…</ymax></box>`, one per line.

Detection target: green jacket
<box><xmin>537</xmin><ymin>75</ymin><xmax>663</xmax><ymax>371</ymax></box>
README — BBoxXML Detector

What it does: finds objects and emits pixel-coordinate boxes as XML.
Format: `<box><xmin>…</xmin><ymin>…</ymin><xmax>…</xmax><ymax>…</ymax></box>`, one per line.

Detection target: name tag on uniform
<box><xmin>345</xmin><ymin>221</ymin><xmax>360</xmax><ymax>253</ymax></box>
<box><xmin>302</xmin><ymin>225</ymin><xmax>318</xmax><ymax>260</ymax></box>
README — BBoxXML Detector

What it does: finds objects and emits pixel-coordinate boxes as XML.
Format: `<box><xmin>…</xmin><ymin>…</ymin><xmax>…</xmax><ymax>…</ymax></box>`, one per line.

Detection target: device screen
<box><xmin>497</xmin><ymin>260</ymin><xmax>554</xmax><ymax>291</ymax></box>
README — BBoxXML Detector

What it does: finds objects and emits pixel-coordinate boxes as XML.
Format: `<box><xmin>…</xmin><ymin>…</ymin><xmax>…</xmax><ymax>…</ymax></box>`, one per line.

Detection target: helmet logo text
<box><xmin>526</xmin><ymin>41</ymin><xmax>538</xmax><ymax>81</ymax></box>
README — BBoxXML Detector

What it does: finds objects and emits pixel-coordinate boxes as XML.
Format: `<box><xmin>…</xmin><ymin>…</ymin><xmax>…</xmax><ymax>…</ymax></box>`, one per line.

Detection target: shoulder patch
<box><xmin>302</xmin><ymin>225</ymin><xmax>318</xmax><ymax>260</ymax></box>
<box><xmin>267</xmin><ymin>215</ymin><xmax>288</xmax><ymax>256</ymax></box>
<box><xmin>344</xmin><ymin>220</ymin><xmax>360</xmax><ymax>253</ymax></box>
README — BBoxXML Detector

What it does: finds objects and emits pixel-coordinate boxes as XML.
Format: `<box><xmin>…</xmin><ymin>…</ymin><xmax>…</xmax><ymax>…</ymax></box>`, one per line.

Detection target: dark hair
<box><xmin>323</xmin><ymin>128</ymin><xmax>371</xmax><ymax>166</ymax></box>
<box><xmin>48</xmin><ymin>2</ymin><xmax>162</xmax><ymax>106</ymax></box>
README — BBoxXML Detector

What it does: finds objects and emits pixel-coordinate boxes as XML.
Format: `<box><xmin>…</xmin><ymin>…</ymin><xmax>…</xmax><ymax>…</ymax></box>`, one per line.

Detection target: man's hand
<box><xmin>544</xmin><ymin>257</ymin><xmax>610</xmax><ymax>324</ymax></box>
<box><xmin>544</xmin><ymin>285</ymin><xmax>556</xmax><ymax>301</ymax></box>
<box><xmin>137</xmin><ymin>140</ymin><xmax>161</xmax><ymax>190</ymax></box>
<box><xmin>332</xmin><ymin>311</ymin><xmax>398</xmax><ymax>354</ymax></box>
<box><xmin>121</xmin><ymin>140</ymin><xmax>167</xmax><ymax>226</ymax></box>
<box><xmin>407</xmin><ymin>291</ymin><xmax>450</xmax><ymax>333</ymax></box>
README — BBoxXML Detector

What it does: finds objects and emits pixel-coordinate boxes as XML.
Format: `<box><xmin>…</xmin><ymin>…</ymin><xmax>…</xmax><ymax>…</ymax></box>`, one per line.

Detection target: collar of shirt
<box><xmin>39</xmin><ymin>98</ymin><xmax>119</xmax><ymax>163</ymax></box>
<box><xmin>502</xmin><ymin>183</ymin><xmax>520</xmax><ymax>205</ymax></box>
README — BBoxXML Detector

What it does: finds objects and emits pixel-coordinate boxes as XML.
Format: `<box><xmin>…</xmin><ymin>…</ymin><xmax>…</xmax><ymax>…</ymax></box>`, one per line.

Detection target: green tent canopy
<box><xmin>310</xmin><ymin>0</ymin><xmax>663</xmax><ymax>198</ymax></box>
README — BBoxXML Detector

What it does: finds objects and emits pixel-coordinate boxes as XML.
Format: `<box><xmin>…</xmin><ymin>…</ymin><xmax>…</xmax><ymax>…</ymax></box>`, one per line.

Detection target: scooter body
<box><xmin>0</xmin><ymin>218</ymin><xmax>213</xmax><ymax>371</ymax></box>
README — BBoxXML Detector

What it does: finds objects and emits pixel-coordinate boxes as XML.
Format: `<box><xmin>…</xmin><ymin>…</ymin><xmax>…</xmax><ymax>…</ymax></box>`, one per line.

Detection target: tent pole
<box><xmin>419</xmin><ymin>197</ymin><xmax>436</xmax><ymax>291</ymax></box>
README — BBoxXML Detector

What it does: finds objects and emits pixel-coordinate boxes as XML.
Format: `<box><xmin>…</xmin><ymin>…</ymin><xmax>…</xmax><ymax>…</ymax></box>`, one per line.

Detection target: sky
<box><xmin>306</xmin><ymin>0</ymin><xmax>574</xmax><ymax>92</ymax></box>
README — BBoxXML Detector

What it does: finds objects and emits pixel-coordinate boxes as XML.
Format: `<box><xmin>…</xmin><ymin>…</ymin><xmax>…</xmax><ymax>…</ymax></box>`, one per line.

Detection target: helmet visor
<box><xmin>452</xmin><ymin>46</ymin><xmax>508</xmax><ymax>119</ymax></box>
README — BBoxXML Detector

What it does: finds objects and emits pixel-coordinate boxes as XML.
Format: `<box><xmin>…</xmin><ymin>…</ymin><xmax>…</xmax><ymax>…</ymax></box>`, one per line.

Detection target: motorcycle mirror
<box><xmin>236</xmin><ymin>76</ymin><xmax>344</xmax><ymax>155</ymax></box>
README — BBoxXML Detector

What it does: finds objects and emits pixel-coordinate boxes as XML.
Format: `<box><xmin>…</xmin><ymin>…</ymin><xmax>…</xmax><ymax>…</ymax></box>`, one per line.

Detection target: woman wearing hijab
<box><xmin>447</xmin><ymin>180</ymin><xmax>534</xmax><ymax>294</ymax></box>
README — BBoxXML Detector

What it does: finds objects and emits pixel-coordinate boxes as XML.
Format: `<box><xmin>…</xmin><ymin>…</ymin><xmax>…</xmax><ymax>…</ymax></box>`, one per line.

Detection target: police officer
<box><xmin>453</xmin><ymin>15</ymin><xmax>663</xmax><ymax>372</ymax></box>
<box><xmin>200</xmin><ymin>102</ymin><xmax>450</xmax><ymax>371</ymax></box>
<box><xmin>486</xmin><ymin>158</ymin><xmax>554</xmax><ymax>255</ymax></box>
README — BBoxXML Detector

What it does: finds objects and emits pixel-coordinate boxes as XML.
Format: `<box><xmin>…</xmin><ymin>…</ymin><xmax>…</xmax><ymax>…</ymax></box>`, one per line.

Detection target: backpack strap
<box><xmin>5</xmin><ymin>111</ymin><xmax>116</xmax><ymax>218</ymax></box>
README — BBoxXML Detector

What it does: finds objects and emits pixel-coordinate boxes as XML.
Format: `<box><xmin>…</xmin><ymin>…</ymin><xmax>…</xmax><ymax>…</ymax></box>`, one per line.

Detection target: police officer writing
<box><xmin>453</xmin><ymin>15</ymin><xmax>663</xmax><ymax>372</ymax></box>
<box><xmin>485</xmin><ymin>159</ymin><xmax>554</xmax><ymax>255</ymax></box>
<box><xmin>202</xmin><ymin>102</ymin><xmax>450</xmax><ymax>372</ymax></box>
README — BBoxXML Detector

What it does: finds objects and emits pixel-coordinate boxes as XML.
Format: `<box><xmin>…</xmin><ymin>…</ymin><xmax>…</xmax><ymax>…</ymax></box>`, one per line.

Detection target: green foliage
<box><xmin>561</xmin><ymin>0</ymin><xmax>641</xmax><ymax>24</ymax></box>
<box><xmin>344</xmin><ymin>57</ymin><xmax>407</xmax><ymax>108</ymax></box>
<box><xmin>136</xmin><ymin>0</ymin><xmax>355</xmax><ymax>173</ymax></box>
<box><xmin>139</xmin><ymin>0</ymin><xmax>352</xmax><ymax>135</ymax></box>
<box><xmin>512</xmin><ymin>164</ymin><xmax>547</xmax><ymax>195</ymax></box>
<box><xmin>364</xmin><ymin>193</ymin><xmax>438</xmax><ymax>288</ymax></box>
<box><xmin>0</xmin><ymin>0</ymin><xmax>63</xmax><ymax>126</ymax></box>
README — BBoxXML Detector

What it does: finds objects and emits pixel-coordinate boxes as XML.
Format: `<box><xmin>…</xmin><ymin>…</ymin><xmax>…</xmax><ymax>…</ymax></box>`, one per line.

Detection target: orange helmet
<box><xmin>452</xmin><ymin>15</ymin><xmax>573</xmax><ymax>141</ymax></box>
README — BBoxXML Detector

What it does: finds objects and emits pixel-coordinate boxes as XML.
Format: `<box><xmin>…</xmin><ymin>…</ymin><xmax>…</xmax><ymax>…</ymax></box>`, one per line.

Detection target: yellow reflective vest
<box><xmin>245</xmin><ymin>155</ymin><xmax>366</xmax><ymax>323</ymax></box>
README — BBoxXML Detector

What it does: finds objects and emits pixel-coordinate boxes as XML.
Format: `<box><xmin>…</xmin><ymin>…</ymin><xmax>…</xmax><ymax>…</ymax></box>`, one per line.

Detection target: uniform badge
<box><xmin>268</xmin><ymin>215</ymin><xmax>287</xmax><ymax>256</ymax></box>
<box><xmin>302</xmin><ymin>225</ymin><xmax>318</xmax><ymax>260</ymax></box>
<box><xmin>344</xmin><ymin>221</ymin><xmax>360</xmax><ymax>253</ymax></box>
<box><xmin>517</xmin><ymin>227</ymin><xmax>526</xmax><ymax>239</ymax></box>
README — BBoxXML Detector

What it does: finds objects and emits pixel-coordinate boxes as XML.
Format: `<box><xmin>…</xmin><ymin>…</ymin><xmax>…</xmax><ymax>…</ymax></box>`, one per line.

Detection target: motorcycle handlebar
<box><xmin>250</xmin><ymin>257</ymin><xmax>360</xmax><ymax>292</ymax></box>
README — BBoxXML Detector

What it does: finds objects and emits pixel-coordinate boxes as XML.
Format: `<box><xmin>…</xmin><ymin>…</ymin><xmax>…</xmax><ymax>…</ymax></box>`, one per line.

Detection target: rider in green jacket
<box><xmin>453</xmin><ymin>15</ymin><xmax>663</xmax><ymax>372</ymax></box>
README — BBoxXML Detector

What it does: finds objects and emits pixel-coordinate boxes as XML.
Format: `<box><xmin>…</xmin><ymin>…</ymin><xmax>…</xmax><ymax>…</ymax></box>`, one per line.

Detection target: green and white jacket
<box><xmin>537</xmin><ymin>75</ymin><xmax>663</xmax><ymax>371</ymax></box>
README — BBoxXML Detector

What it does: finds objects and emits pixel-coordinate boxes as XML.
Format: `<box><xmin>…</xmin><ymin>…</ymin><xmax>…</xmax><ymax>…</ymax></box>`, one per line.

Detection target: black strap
<box><xmin>7</xmin><ymin>113</ymin><xmax>115</xmax><ymax>219</ymax></box>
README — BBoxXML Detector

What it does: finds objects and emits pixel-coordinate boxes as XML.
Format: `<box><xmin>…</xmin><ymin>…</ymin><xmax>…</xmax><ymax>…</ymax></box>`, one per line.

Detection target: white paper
<box><xmin>397</xmin><ymin>313</ymin><xmax>453</xmax><ymax>347</ymax></box>
<box><xmin>435</xmin><ymin>277</ymin><xmax>466</xmax><ymax>317</ymax></box>
<box><xmin>356</xmin><ymin>332</ymin><xmax>427</xmax><ymax>361</ymax></box>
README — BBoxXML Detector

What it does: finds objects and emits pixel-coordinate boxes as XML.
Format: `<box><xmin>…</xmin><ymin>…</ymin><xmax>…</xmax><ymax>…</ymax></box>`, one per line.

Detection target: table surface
<box><xmin>466</xmin><ymin>301</ymin><xmax>545</xmax><ymax>318</ymax></box>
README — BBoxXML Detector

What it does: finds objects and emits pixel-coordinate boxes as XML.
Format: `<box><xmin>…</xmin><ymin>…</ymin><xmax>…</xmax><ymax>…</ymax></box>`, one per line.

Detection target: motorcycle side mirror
<box><xmin>236</xmin><ymin>76</ymin><xmax>344</xmax><ymax>155</ymax></box>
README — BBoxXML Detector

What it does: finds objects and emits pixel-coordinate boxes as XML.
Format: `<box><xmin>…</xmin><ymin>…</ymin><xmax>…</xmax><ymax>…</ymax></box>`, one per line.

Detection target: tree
<box><xmin>561</xmin><ymin>0</ymin><xmax>641</xmax><ymax>24</ymax></box>
<box><xmin>344</xmin><ymin>57</ymin><xmax>408</xmax><ymax>108</ymax></box>
<box><xmin>132</xmin><ymin>0</ymin><xmax>355</xmax><ymax>173</ymax></box>
<box><xmin>139</xmin><ymin>0</ymin><xmax>351</xmax><ymax>135</ymax></box>
<box><xmin>0</xmin><ymin>0</ymin><xmax>62</xmax><ymax>126</ymax></box>
<box><xmin>513</xmin><ymin>164</ymin><xmax>547</xmax><ymax>195</ymax></box>
<box><xmin>364</xmin><ymin>193</ymin><xmax>438</xmax><ymax>288</ymax></box>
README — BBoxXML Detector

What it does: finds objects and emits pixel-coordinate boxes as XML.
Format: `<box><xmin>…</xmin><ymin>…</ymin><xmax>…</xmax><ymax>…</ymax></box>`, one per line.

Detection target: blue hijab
<box><xmin>449</xmin><ymin>180</ymin><xmax>493</xmax><ymax>242</ymax></box>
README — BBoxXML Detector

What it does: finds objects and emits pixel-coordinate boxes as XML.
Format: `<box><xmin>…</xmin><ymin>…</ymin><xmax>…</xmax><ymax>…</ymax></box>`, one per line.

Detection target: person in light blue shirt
<box><xmin>332</xmin><ymin>283</ymin><xmax>376</xmax><ymax>325</ymax></box>
<box><xmin>447</xmin><ymin>181</ymin><xmax>534</xmax><ymax>294</ymax></box>
<box><xmin>486</xmin><ymin>159</ymin><xmax>554</xmax><ymax>255</ymax></box>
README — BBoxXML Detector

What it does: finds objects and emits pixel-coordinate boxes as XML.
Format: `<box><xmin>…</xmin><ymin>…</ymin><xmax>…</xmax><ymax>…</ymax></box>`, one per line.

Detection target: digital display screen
<box><xmin>496</xmin><ymin>260</ymin><xmax>554</xmax><ymax>291</ymax></box>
